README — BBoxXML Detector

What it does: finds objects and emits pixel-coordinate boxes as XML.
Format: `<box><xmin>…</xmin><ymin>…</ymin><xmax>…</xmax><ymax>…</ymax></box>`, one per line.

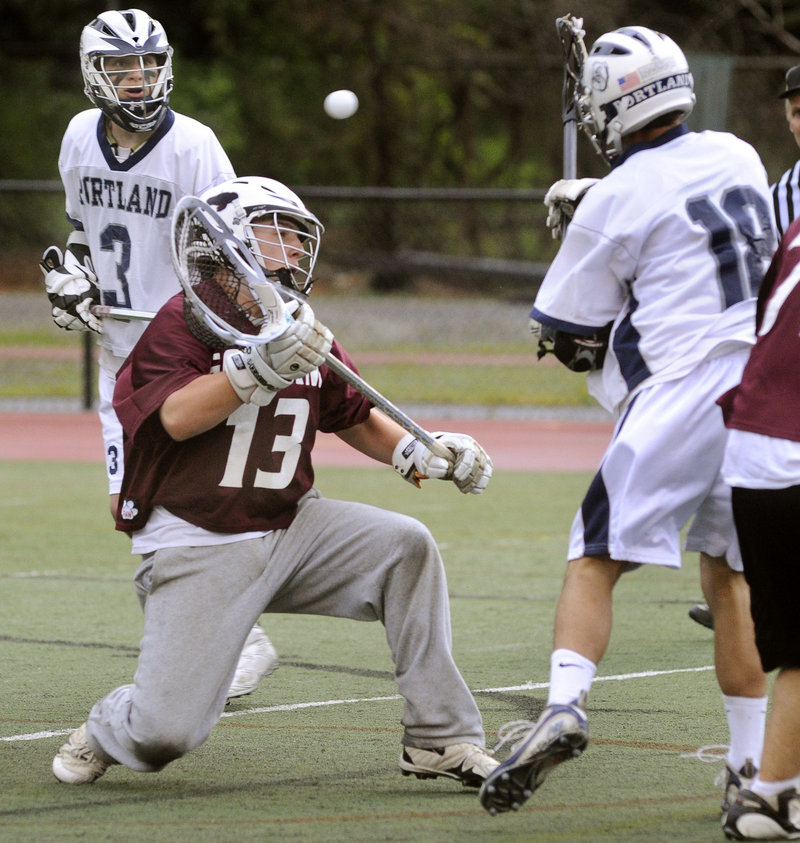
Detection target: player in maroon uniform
<box><xmin>51</xmin><ymin>176</ymin><xmax>498</xmax><ymax>790</ymax></box>
<box><xmin>719</xmin><ymin>217</ymin><xmax>800</xmax><ymax>838</ymax></box>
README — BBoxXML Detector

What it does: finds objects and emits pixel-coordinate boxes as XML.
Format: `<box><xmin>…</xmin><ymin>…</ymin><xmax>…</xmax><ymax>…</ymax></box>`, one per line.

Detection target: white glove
<box><xmin>544</xmin><ymin>178</ymin><xmax>599</xmax><ymax>239</ymax></box>
<box><xmin>392</xmin><ymin>431</ymin><xmax>493</xmax><ymax>495</ymax></box>
<box><xmin>39</xmin><ymin>242</ymin><xmax>102</xmax><ymax>333</ymax></box>
<box><xmin>259</xmin><ymin>301</ymin><xmax>333</xmax><ymax>379</ymax></box>
<box><xmin>222</xmin><ymin>346</ymin><xmax>292</xmax><ymax>406</ymax></box>
<box><xmin>222</xmin><ymin>302</ymin><xmax>334</xmax><ymax>405</ymax></box>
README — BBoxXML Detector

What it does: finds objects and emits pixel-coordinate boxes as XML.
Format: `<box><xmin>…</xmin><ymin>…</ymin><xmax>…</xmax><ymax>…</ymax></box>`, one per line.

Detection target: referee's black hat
<box><xmin>779</xmin><ymin>65</ymin><xmax>800</xmax><ymax>99</ymax></box>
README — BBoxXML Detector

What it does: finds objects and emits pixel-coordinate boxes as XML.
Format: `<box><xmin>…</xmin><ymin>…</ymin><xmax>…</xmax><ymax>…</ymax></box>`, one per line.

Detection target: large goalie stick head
<box><xmin>171</xmin><ymin>195</ymin><xmax>293</xmax><ymax>350</ymax></box>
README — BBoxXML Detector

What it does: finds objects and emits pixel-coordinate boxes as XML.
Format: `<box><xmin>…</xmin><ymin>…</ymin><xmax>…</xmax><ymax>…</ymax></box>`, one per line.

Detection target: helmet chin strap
<box><xmin>270</xmin><ymin>267</ymin><xmax>295</xmax><ymax>287</ymax></box>
<box><xmin>263</xmin><ymin>267</ymin><xmax>310</xmax><ymax>303</ymax></box>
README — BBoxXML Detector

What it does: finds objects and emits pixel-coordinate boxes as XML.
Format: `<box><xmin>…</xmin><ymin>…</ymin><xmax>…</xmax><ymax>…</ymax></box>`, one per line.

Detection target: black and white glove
<box><xmin>529</xmin><ymin>318</ymin><xmax>612</xmax><ymax>372</ymax></box>
<box><xmin>392</xmin><ymin>431</ymin><xmax>493</xmax><ymax>495</ymax></box>
<box><xmin>39</xmin><ymin>233</ymin><xmax>102</xmax><ymax>333</ymax></box>
<box><xmin>544</xmin><ymin>178</ymin><xmax>599</xmax><ymax>239</ymax></box>
<box><xmin>529</xmin><ymin>318</ymin><xmax>556</xmax><ymax>360</ymax></box>
<box><xmin>222</xmin><ymin>302</ymin><xmax>334</xmax><ymax>406</ymax></box>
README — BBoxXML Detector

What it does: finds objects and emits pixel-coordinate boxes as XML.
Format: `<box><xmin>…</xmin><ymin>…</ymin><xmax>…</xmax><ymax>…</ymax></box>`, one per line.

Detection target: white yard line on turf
<box><xmin>1</xmin><ymin>664</ymin><xmax>714</xmax><ymax>744</ymax></box>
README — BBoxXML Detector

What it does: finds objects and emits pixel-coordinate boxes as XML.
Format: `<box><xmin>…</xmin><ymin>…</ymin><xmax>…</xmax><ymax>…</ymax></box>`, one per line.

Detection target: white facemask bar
<box><xmin>90</xmin><ymin>53</ymin><xmax>172</xmax><ymax>120</ymax></box>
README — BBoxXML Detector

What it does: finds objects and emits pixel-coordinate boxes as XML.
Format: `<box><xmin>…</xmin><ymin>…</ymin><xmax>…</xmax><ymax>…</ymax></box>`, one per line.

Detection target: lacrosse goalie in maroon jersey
<box><xmin>52</xmin><ymin>176</ymin><xmax>498</xmax><ymax>789</ymax></box>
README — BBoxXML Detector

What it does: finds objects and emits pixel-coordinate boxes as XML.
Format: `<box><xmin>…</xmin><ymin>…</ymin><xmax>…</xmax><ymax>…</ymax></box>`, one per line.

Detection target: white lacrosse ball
<box><xmin>324</xmin><ymin>89</ymin><xmax>359</xmax><ymax>119</ymax></box>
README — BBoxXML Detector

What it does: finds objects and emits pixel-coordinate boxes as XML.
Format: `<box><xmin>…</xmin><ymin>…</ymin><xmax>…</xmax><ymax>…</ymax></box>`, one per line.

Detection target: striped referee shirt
<box><xmin>772</xmin><ymin>160</ymin><xmax>800</xmax><ymax>238</ymax></box>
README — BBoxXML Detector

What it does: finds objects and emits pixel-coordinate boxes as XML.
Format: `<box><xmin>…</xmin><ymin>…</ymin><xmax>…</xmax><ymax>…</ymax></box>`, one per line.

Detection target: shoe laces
<box><xmin>491</xmin><ymin>719</ymin><xmax>537</xmax><ymax>755</ymax></box>
<box><xmin>236</xmin><ymin>651</ymin><xmax>266</xmax><ymax>670</ymax></box>
<box><xmin>68</xmin><ymin>744</ymin><xmax>98</xmax><ymax>764</ymax></box>
<box><xmin>459</xmin><ymin>743</ymin><xmax>497</xmax><ymax>768</ymax></box>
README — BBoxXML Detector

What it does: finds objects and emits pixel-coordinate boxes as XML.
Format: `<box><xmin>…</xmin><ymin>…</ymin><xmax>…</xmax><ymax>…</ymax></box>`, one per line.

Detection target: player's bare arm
<box><xmin>159</xmin><ymin>372</ymin><xmax>241</xmax><ymax>441</ymax></box>
<box><xmin>337</xmin><ymin>408</ymin><xmax>492</xmax><ymax>495</ymax></box>
<box><xmin>335</xmin><ymin>408</ymin><xmax>407</xmax><ymax>465</ymax></box>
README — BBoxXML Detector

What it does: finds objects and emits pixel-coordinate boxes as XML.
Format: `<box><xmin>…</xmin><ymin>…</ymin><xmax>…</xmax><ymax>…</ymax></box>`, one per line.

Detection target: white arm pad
<box><xmin>392</xmin><ymin>432</ymin><xmax>454</xmax><ymax>487</ymax></box>
<box><xmin>65</xmin><ymin>229</ymin><xmax>94</xmax><ymax>272</ymax></box>
<box><xmin>222</xmin><ymin>347</ymin><xmax>291</xmax><ymax>406</ymax></box>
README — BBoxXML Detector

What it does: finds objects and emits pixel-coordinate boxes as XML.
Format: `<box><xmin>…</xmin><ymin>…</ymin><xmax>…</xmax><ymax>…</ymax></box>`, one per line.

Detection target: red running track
<box><xmin>0</xmin><ymin>411</ymin><xmax>613</xmax><ymax>473</ymax></box>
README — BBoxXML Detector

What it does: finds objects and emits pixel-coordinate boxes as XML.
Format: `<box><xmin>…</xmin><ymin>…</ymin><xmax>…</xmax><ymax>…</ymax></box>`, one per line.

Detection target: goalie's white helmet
<box><xmin>80</xmin><ymin>9</ymin><xmax>173</xmax><ymax>134</ymax></box>
<box><xmin>578</xmin><ymin>26</ymin><xmax>695</xmax><ymax>164</ymax></box>
<box><xmin>200</xmin><ymin>177</ymin><xmax>324</xmax><ymax>295</ymax></box>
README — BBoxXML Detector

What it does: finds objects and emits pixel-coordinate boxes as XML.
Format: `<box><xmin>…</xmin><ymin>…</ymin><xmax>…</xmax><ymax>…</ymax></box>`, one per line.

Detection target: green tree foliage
<box><xmin>3</xmin><ymin>0</ymin><xmax>800</xmax><ymax>290</ymax></box>
<box><xmin>4</xmin><ymin>0</ymin><xmax>800</xmax><ymax>186</ymax></box>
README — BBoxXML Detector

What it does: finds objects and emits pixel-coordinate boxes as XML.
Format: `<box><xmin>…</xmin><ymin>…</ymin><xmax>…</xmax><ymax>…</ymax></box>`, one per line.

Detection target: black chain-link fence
<box><xmin>0</xmin><ymin>181</ymin><xmax>555</xmax><ymax>300</ymax></box>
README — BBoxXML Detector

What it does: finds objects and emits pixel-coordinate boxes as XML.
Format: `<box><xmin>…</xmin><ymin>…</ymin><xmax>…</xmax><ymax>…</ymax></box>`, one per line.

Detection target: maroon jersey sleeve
<box><xmin>316</xmin><ymin>344</ymin><xmax>374</xmax><ymax>433</ymax></box>
<box><xmin>114</xmin><ymin>293</ymin><xmax>372</xmax><ymax>536</ymax></box>
<box><xmin>718</xmin><ymin>217</ymin><xmax>800</xmax><ymax>441</ymax></box>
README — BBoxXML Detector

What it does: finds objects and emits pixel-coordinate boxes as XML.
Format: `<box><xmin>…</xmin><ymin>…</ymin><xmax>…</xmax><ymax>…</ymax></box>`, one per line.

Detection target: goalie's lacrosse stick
<box><xmin>94</xmin><ymin>198</ymin><xmax>451</xmax><ymax>461</ymax></box>
<box><xmin>556</xmin><ymin>14</ymin><xmax>588</xmax><ymax>232</ymax></box>
<box><xmin>171</xmin><ymin>195</ymin><xmax>294</xmax><ymax>348</ymax></box>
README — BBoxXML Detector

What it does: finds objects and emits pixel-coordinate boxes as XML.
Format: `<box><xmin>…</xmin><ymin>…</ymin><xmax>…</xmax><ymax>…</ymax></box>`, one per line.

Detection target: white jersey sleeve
<box><xmin>58</xmin><ymin>109</ymin><xmax>236</xmax><ymax>362</ymax></box>
<box><xmin>532</xmin><ymin>128</ymin><xmax>777</xmax><ymax>414</ymax></box>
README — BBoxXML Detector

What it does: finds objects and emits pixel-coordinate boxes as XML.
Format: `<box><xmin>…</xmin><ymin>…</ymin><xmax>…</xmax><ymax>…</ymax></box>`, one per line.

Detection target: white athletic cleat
<box><xmin>226</xmin><ymin>625</ymin><xmax>279</xmax><ymax>700</ymax></box>
<box><xmin>52</xmin><ymin>723</ymin><xmax>110</xmax><ymax>784</ymax></box>
<box><xmin>479</xmin><ymin>699</ymin><xmax>589</xmax><ymax>815</ymax></box>
<box><xmin>399</xmin><ymin>742</ymin><xmax>499</xmax><ymax>788</ymax></box>
<box><xmin>723</xmin><ymin>788</ymin><xmax>800</xmax><ymax>840</ymax></box>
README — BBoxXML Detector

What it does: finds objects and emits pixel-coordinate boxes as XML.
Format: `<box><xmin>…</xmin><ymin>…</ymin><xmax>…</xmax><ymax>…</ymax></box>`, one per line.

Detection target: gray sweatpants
<box><xmin>87</xmin><ymin>489</ymin><xmax>486</xmax><ymax>772</ymax></box>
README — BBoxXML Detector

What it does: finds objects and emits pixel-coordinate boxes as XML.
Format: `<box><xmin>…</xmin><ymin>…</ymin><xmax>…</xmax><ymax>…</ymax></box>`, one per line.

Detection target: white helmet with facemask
<box><xmin>199</xmin><ymin>177</ymin><xmax>324</xmax><ymax>297</ymax></box>
<box><xmin>578</xmin><ymin>26</ymin><xmax>695</xmax><ymax>165</ymax></box>
<box><xmin>80</xmin><ymin>8</ymin><xmax>173</xmax><ymax>134</ymax></box>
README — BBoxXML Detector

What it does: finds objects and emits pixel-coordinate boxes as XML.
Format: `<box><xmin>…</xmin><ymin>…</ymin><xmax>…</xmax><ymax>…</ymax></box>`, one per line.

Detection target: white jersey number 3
<box><xmin>99</xmin><ymin>223</ymin><xmax>133</xmax><ymax>308</ymax></box>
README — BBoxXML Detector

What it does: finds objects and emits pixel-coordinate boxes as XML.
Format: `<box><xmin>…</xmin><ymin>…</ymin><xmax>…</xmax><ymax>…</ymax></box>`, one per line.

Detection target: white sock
<box><xmin>547</xmin><ymin>648</ymin><xmax>596</xmax><ymax>707</ymax></box>
<box><xmin>751</xmin><ymin>776</ymin><xmax>800</xmax><ymax>798</ymax></box>
<box><xmin>724</xmin><ymin>694</ymin><xmax>767</xmax><ymax>771</ymax></box>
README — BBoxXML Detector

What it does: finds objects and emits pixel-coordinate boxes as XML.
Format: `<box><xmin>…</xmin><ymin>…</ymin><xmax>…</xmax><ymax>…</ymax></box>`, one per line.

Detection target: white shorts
<box><xmin>568</xmin><ymin>349</ymin><xmax>749</xmax><ymax>571</ymax></box>
<box><xmin>98</xmin><ymin>366</ymin><xmax>124</xmax><ymax>495</ymax></box>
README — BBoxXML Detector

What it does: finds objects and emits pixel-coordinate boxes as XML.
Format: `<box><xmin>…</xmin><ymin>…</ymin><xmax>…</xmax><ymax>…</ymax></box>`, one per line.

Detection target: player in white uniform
<box><xmin>39</xmin><ymin>9</ymin><xmax>277</xmax><ymax>698</ymax></box>
<box><xmin>480</xmin><ymin>26</ymin><xmax>773</xmax><ymax>817</ymax></box>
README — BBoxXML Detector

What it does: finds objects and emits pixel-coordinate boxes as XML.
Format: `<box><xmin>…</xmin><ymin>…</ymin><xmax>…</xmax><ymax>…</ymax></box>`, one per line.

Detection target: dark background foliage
<box><xmin>2</xmin><ymin>0</ymin><xmax>800</xmax><ymax>293</ymax></box>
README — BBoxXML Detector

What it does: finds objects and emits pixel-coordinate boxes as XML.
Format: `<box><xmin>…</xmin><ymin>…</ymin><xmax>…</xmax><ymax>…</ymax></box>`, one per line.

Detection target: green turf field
<box><xmin>1</xmin><ymin>461</ymin><xmax>739</xmax><ymax>842</ymax></box>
